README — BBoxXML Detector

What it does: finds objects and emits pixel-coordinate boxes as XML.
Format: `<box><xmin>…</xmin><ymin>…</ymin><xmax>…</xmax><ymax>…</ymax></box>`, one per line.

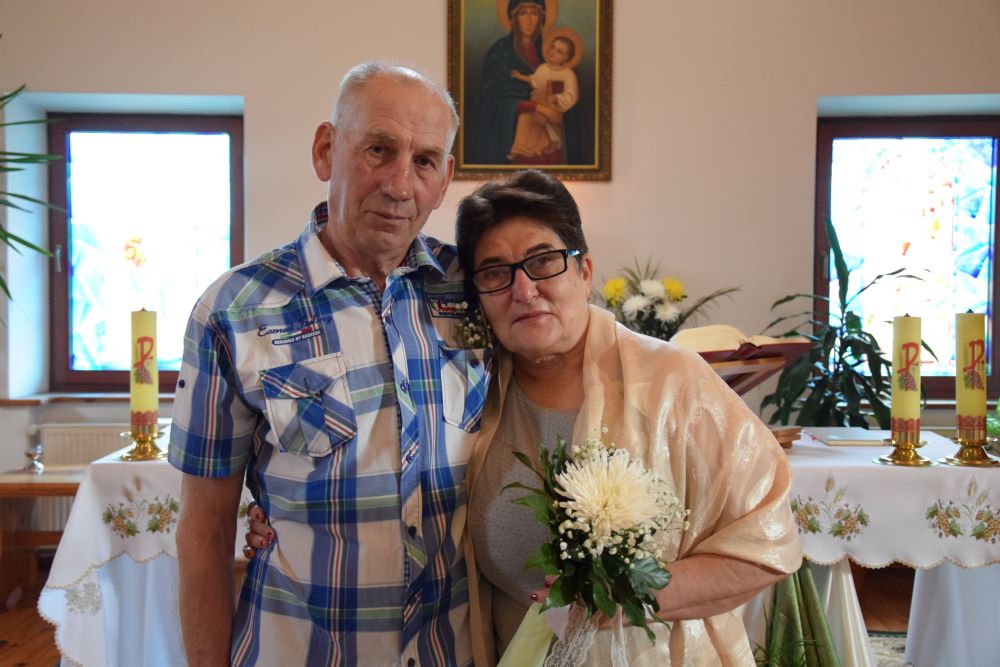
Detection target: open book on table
<box><xmin>672</xmin><ymin>324</ymin><xmax>812</xmax><ymax>396</ymax></box>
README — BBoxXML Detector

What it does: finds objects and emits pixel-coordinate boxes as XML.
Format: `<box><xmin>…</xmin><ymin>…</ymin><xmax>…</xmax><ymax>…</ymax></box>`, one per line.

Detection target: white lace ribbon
<box><xmin>544</xmin><ymin>605</ymin><xmax>629</xmax><ymax>667</ymax></box>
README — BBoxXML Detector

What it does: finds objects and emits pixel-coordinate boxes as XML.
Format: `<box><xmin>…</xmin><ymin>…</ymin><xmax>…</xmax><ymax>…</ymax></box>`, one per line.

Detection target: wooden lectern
<box><xmin>706</xmin><ymin>355</ymin><xmax>792</xmax><ymax>396</ymax></box>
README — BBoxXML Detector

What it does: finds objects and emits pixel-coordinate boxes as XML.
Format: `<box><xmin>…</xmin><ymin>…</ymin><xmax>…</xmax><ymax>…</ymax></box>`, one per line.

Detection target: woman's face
<box><xmin>513</xmin><ymin>5</ymin><xmax>542</xmax><ymax>38</ymax></box>
<box><xmin>473</xmin><ymin>216</ymin><xmax>592</xmax><ymax>363</ymax></box>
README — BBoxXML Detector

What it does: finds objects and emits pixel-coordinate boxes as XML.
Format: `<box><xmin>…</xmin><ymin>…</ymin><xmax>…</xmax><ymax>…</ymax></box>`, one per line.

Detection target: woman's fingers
<box><xmin>244</xmin><ymin>505</ymin><xmax>274</xmax><ymax>554</ymax></box>
<box><xmin>529</xmin><ymin>575</ymin><xmax>557</xmax><ymax>603</ymax></box>
<box><xmin>248</xmin><ymin>517</ymin><xmax>274</xmax><ymax>541</ymax></box>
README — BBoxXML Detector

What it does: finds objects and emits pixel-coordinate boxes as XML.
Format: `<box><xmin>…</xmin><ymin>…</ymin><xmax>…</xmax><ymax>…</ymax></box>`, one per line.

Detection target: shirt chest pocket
<box><xmin>439</xmin><ymin>343</ymin><xmax>488</xmax><ymax>432</ymax></box>
<box><xmin>259</xmin><ymin>353</ymin><xmax>357</xmax><ymax>457</ymax></box>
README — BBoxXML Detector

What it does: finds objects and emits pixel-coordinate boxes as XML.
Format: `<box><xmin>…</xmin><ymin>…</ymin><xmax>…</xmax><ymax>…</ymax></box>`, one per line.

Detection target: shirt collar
<box><xmin>298</xmin><ymin>202</ymin><xmax>446</xmax><ymax>296</ymax></box>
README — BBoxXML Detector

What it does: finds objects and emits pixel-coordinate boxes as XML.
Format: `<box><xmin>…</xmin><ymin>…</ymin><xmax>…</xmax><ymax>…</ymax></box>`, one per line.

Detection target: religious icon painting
<box><xmin>448</xmin><ymin>0</ymin><xmax>613</xmax><ymax>180</ymax></box>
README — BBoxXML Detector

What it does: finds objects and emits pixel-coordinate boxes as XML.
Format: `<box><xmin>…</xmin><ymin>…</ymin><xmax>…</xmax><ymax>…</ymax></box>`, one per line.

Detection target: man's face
<box><xmin>312</xmin><ymin>77</ymin><xmax>455</xmax><ymax>265</ymax></box>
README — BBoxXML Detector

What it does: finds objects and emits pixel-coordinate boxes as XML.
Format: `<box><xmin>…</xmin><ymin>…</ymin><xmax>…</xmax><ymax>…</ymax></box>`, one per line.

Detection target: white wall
<box><xmin>1</xmin><ymin>0</ymin><xmax>998</xmax><ymax>468</ymax></box>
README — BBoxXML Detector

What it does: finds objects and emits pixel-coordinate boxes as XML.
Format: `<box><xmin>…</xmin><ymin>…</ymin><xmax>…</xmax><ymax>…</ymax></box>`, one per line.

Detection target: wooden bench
<box><xmin>0</xmin><ymin>465</ymin><xmax>86</xmax><ymax>602</ymax></box>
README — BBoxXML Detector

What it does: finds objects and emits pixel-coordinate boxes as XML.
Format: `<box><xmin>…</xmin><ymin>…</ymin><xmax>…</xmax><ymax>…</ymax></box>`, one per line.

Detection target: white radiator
<box><xmin>26</xmin><ymin>423</ymin><xmax>131</xmax><ymax>532</ymax></box>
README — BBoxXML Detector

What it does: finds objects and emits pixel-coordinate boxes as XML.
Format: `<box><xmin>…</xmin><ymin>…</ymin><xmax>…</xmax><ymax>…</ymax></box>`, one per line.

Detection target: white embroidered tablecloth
<box><xmin>787</xmin><ymin>430</ymin><xmax>999</xmax><ymax>569</ymax></box>
<box><xmin>784</xmin><ymin>430</ymin><xmax>999</xmax><ymax>667</ymax></box>
<box><xmin>37</xmin><ymin>445</ymin><xmax>252</xmax><ymax>667</ymax></box>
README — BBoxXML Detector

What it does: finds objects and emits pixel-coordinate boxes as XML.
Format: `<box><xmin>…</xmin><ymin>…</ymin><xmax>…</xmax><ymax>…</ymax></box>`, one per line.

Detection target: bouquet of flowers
<box><xmin>501</xmin><ymin>430</ymin><xmax>689</xmax><ymax>667</ymax></box>
<box><xmin>600</xmin><ymin>258</ymin><xmax>738</xmax><ymax>341</ymax></box>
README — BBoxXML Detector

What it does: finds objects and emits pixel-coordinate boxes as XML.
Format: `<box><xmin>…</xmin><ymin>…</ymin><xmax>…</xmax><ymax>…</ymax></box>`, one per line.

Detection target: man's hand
<box><xmin>176</xmin><ymin>473</ymin><xmax>244</xmax><ymax>667</ymax></box>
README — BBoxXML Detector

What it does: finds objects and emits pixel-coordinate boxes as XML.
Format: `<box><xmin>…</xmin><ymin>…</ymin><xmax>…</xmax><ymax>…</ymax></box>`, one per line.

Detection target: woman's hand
<box><xmin>242</xmin><ymin>502</ymin><xmax>274</xmax><ymax>559</ymax></box>
<box><xmin>531</xmin><ymin>576</ymin><xmax>625</xmax><ymax>630</ymax></box>
<box><xmin>528</xmin><ymin>575</ymin><xmax>555</xmax><ymax>605</ymax></box>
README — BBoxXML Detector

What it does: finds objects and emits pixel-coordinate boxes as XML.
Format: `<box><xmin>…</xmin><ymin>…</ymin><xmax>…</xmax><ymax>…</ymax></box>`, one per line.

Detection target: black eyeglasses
<box><xmin>472</xmin><ymin>248</ymin><xmax>582</xmax><ymax>294</ymax></box>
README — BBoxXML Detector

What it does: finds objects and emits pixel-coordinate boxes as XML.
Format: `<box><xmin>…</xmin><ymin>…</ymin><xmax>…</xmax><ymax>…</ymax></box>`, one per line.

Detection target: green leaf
<box><xmin>512</xmin><ymin>494</ymin><xmax>553</xmax><ymax>526</ymax></box>
<box><xmin>500</xmin><ymin>480</ymin><xmax>545</xmax><ymax>495</ymax></box>
<box><xmin>627</xmin><ymin>557</ymin><xmax>671</xmax><ymax>596</ymax></box>
<box><xmin>511</xmin><ymin>450</ymin><xmax>541</xmax><ymax>476</ymax></box>
<box><xmin>588</xmin><ymin>569</ymin><xmax>617</xmax><ymax>619</ymax></box>
<box><xmin>824</xmin><ymin>217</ymin><xmax>850</xmax><ymax>310</ymax></box>
<box><xmin>524</xmin><ymin>542</ymin><xmax>560</xmax><ymax>575</ymax></box>
<box><xmin>620</xmin><ymin>598</ymin><xmax>656</xmax><ymax>643</ymax></box>
<box><xmin>543</xmin><ymin>571</ymin><xmax>579</xmax><ymax>610</ymax></box>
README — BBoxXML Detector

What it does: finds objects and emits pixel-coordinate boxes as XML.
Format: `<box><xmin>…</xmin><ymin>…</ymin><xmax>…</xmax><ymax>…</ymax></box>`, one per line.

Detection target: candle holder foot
<box><xmin>874</xmin><ymin>437</ymin><xmax>936</xmax><ymax>467</ymax></box>
<box><xmin>117</xmin><ymin>430</ymin><xmax>166</xmax><ymax>461</ymax></box>
<box><xmin>940</xmin><ymin>437</ymin><xmax>1000</xmax><ymax>467</ymax></box>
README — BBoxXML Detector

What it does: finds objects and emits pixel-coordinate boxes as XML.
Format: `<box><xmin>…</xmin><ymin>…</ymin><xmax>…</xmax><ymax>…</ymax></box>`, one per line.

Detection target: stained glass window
<box><xmin>818</xmin><ymin>117</ymin><xmax>1000</xmax><ymax>398</ymax></box>
<box><xmin>48</xmin><ymin>114</ymin><xmax>243</xmax><ymax>391</ymax></box>
<box><xmin>68</xmin><ymin>131</ymin><xmax>232</xmax><ymax>371</ymax></box>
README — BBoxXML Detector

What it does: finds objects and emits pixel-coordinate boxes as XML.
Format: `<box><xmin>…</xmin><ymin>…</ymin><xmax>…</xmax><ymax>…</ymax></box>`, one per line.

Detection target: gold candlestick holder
<box><xmin>118</xmin><ymin>423</ymin><xmax>166</xmax><ymax>461</ymax></box>
<box><xmin>875</xmin><ymin>429</ymin><xmax>936</xmax><ymax>467</ymax></box>
<box><xmin>940</xmin><ymin>429</ymin><xmax>1000</xmax><ymax>467</ymax></box>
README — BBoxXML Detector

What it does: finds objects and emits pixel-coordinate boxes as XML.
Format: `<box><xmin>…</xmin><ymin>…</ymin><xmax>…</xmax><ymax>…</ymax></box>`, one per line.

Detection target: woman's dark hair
<box><xmin>455</xmin><ymin>169</ymin><xmax>588</xmax><ymax>291</ymax></box>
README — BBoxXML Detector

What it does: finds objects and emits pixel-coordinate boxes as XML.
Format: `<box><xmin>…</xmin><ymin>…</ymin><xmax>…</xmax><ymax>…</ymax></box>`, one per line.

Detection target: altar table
<box><xmin>770</xmin><ymin>430</ymin><xmax>999</xmax><ymax>667</ymax></box>
<box><xmin>37</xmin><ymin>447</ymin><xmax>251</xmax><ymax>667</ymax></box>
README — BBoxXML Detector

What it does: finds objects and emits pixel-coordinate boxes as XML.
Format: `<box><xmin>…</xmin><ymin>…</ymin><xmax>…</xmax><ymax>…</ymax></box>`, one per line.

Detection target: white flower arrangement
<box><xmin>452</xmin><ymin>305</ymin><xmax>490</xmax><ymax>349</ymax></box>
<box><xmin>599</xmin><ymin>258</ymin><xmax>738</xmax><ymax>341</ymax></box>
<box><xmin>505</xmin><ymin>429</ymin><xmax>689</xmax><ymax>645</ymax></box>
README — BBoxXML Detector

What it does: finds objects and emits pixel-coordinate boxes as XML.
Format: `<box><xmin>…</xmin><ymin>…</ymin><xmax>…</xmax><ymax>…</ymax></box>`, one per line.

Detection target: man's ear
<box><xmin>432</xmin><ymin>154</ymin><xmax>456</xmax><ymax>210</ymax></box>
<box><xmin>312</xmin><ymin>122</ymin><xmax>335</xmax><ymax>182</ymax></box>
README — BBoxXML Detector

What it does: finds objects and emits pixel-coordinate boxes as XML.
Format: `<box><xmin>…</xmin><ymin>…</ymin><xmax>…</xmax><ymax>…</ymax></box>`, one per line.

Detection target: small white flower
<box><xmin>621</xmin><ymin>294</ymin><xmax>651</xmax><ymax>320</ymax></box>
<box><xmin>654</xmin><ymin>301</ymin><xmax>681</xmax><ymax>323</ymax></box>
<box><xmin>639</xmin><ymin>279</ymin><xmax>666</xmax><ymax>299</ymax></box>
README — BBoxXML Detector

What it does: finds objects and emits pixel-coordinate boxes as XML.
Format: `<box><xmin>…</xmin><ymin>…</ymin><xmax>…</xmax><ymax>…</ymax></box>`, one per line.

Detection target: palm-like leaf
<box><xmin>0</xmin><ymin>62</ymin><xmax>62</xmax><ymax>303</ymax></box>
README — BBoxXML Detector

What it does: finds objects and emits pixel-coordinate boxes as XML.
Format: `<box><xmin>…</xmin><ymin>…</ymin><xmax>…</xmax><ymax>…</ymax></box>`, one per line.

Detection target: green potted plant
<box><xmin>760</xmin><ymin>218</ymin><xmax>928</xmax><ymax>429</ymax></box>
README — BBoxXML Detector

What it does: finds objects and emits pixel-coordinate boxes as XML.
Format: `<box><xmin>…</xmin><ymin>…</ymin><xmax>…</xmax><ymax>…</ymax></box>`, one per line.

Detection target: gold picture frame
<box><xmin>447</xmin><ymin>0</ymin><xmax>613</xmax><ymax>180</ymax></box>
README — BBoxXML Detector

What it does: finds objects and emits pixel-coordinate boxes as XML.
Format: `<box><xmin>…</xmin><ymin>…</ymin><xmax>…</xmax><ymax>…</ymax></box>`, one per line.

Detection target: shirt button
<box><xmin>177</xmin><ymin>379</ymin><xmax>186</xmax><ymax>388</ymax></box>
<box><xmin>400</xmin><ymin>381</ymin><xmax>410</xmax><ymax>394</ymax></box>
<box><xmin>407</xmin><ymin>659</ymin><xmax>416</xmax><ymax>667</ymax></box>
<box><xmin>408</xmin><ymin>525</ymin><xmax>418</xmax><ymax>538</ymax></box>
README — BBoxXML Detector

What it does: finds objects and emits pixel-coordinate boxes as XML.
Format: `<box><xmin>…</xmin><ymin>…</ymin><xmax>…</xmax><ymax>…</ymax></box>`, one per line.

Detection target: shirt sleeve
<box><xmin>168</xmin><ymin>297</ymin><xmax>257</xmax><ymax>478</ymax></box>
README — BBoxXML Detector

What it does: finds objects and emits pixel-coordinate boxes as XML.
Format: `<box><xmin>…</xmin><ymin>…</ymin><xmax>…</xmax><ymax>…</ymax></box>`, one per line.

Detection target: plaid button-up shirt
<box><xmin>169</xmin><ymin>203</ymin><xmax>490</xmax><ymax>666</ymax></box>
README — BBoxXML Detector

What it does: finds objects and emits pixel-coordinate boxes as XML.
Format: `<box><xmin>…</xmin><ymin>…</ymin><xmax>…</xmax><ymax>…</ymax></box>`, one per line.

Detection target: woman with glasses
<box><xmin>453</xmin><ymin>169</ymin><xmax>801</xmax><ymax>665</ymax></box>
<box><xmin>247</xmin><ymin>170</ymin><xmax>801</xmax><ymax>665</ymax></box>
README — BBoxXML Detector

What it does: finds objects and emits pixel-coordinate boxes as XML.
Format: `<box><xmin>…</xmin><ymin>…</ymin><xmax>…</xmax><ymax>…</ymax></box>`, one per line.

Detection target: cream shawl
<box><xmin>465</xmin><ymin>305</ymin><xmax>802</xmax><ymax>666</ymax></box>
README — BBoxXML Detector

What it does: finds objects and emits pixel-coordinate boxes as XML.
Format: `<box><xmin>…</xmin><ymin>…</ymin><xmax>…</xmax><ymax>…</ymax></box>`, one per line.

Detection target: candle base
<box><xmin>117</xmin><ymin>425</ymin><xmax>166</xmax><ymax>462</ymax></box>
<box><xmin>874</xmin><ymin>437</ymin><xmax>936</xmax><ymax>467</ymax></box>
<box><xmin>939</xmin><ymin>435</ymin><xmax>1000</xmax><ymax>467</ymax></box>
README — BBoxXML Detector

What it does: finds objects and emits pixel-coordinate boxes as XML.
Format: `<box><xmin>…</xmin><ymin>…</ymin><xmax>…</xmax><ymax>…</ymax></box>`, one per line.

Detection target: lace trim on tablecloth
<box><xmin>804</xmin><ymin>554</ymin><xmax>1000</xmax><ymax>570</ymax></box>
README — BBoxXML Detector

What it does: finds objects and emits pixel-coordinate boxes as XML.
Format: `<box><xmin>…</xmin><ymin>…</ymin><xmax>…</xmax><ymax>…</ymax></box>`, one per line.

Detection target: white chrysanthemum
<box><xmin>638</xmin><ymin>279</ymin><xmax>666</xmax><ymax>299</ymax></box>
<box><xmin>654</xmin><ymin>301</ymin><xmax>681</xmax><ymax>323</ymax></box>
<box><xmin>555</xmin><ymin>448</ymin><xmax>679</xmax><ymax>557</ymax></box>
<box><xmin>621</xmin><ymin>294</ymin><xmax>651</xmax><ymax>320</ymax></box>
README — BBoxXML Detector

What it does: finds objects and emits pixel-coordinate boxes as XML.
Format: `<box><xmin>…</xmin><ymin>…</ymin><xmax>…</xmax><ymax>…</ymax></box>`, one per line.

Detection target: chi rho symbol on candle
<box><xmin>897</xmin><ymin>342</ymin><xmax>919</xmax><ymax>391</ymax></box>
<box><xmin>133</xmin><ymin>337</ymin><xmax>155</xmax><ymax>385</ymax></box>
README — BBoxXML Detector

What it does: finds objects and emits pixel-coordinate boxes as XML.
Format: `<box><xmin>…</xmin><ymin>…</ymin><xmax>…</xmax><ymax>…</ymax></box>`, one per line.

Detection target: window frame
<box><xmin>815</xmin><ymin>115</ymin><xmax>1000</xmax><ymax>401</ymax></box>
<box><xmin>47</xmin><ymin>113</ymin><xmax>245</xmax><ymax>392</ymax></box>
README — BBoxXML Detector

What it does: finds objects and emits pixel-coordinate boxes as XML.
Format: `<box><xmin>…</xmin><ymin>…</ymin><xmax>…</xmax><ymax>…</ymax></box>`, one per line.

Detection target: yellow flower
<box><xmin>602</xmin><ymin>277</ymin><xmax>628</xmax><ymax>306</ymax></box>
<box><xmin>662</xmin><ymin>277</ymin><xmax>685</xmax><ymax>301</ymax></box>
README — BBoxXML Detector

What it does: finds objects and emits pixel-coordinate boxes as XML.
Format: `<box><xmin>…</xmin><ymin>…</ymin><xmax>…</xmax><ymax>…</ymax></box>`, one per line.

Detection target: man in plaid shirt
<box><xmin>171</xmin><ymin>62</ymin><xmax>489</xmax><ymax>666</ymax></box>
